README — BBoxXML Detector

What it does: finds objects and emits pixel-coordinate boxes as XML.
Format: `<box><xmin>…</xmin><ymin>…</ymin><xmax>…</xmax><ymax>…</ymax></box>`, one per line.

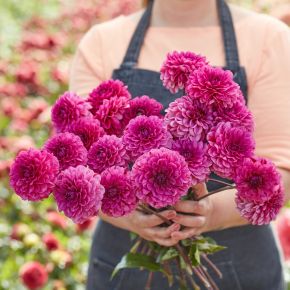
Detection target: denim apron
<box><xmin>87</xmin><ymin>1</ymin><xmax>285</xmax><ymax>289</ymax></box>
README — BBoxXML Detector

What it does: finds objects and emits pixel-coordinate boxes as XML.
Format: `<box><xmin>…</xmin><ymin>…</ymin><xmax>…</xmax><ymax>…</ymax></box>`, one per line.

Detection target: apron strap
<box><xmin>217</xmin><ymin>0</ymin><xmax>240</xmax><ymax>70</ymax></box>
<box><xmin>120</xmin><ymin>1</ymin><xmax>153</xmax><ymax>69</ymax></box>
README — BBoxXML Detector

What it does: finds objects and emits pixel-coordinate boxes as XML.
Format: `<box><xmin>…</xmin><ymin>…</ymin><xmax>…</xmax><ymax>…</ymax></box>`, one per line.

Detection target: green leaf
<box><xmin>111</xmin><ymin>253</ymin><xmax>163</xmax><ymax>279</ymax></box>
<box><xmin>196</xmin><ymin>236</ymin><xmax>226</xmax><ymax>254</ymax></box>
<box><xmin>189</xmin><ymin>244</ymin><xmax>200</xmax><ymax>266</ymax></box>
<box><xmin>160</xmin><ymin>247</ymin><xmax>179</xmax><ymax>262</ymax></box>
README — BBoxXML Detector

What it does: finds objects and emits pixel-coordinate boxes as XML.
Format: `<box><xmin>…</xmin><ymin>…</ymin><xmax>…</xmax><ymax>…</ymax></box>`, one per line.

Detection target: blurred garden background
<box><xmin>0</xmin><ymin>0</ymin><xmax>290</xmax><ymax>289</ymax></box>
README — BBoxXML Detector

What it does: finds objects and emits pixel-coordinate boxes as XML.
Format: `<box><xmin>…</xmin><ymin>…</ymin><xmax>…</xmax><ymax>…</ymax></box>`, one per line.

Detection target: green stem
<box><xmin>145</xmin><ymin>272</ymin><xmax>154</xmax><ymax>290</ymax></box>
<box><xmin>201</xmin><ymin>254</ymin><xmax>222</xmax><ymax>279</ymax></box>
<box><xmin>194</xmin><ymin>185</ymin><xmax>234</xmax><ymax>201</ymax></box>
<box><xmin>208</xmin><ymin>178</ymin><xmax>235</xmax><ymax>188</ymax></box>
<box><xmin>138</xmin><ymin>204</ymin><xmax>172</xmax><ymax>226</ymax></box>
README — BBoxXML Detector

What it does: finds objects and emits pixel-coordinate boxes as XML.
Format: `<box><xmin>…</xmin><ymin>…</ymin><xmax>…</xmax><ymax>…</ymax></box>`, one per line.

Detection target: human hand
<box><xmin>126</xmin><ymin>209</ymin><xmax>181</xmax><ymax>247</ymax></box>
<box><xmin>170</xmin><ymin>183</ymin><xmax>214</xmax><ymax>240</ymax></box>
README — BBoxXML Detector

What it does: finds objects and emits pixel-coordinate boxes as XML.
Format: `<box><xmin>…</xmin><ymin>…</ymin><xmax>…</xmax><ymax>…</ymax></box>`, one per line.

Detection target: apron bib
<box><xmin>87</xmin><ymin>1</ymin><xmax>285</xmax><ymax>289</ymax></box>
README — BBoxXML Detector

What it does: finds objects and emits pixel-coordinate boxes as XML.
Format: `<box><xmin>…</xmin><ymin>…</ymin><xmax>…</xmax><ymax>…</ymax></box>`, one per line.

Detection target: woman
<box><xmin>70</xmin><ymin>0</ymin><xmax>290</xmax><ymax>289</ymax></box>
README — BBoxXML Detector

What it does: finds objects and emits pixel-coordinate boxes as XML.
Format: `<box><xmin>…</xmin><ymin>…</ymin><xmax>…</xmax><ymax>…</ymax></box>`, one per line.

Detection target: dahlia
<box><xmin>10</xmin><ymin>149</ymin><xmax>59</xmax><ymax>201</ymax></box>
<box><xmin>127</xmin><ymin>95</ymin><xmax>163</xmax><ymax>120</ymax></box>
<box><xmin>51</xmin><ymin>92</ymin><xmax>92</xmax><ymax>132</ymax></box>
<box><xmin>235</xmin><ymin>157</ymin><xmax>283</xmax><ymax>202</ymax></box>
<box><xmin>132</xmin><ymin>148</ymin><xmax>191</xmax><ymax>208</ymax></box>
<box><xmin>88</xmin><ymin>79</ymin><xmax>131</xmax><ymax>115</ymax></box>
<box><xmin>68</xmin><ymin>117</ymin><xmax>105</xmax><ymax>150</ymax></box>
<box><xmin>95</xmin><ymin>96</ymin><xmax>130</xmax><ymax>136</ymax></box>
<box><xmin>164</xmin><ymin>96</ymin><xmax>214</xmax><ymax>141</ymax></box>
<box><xmin>87</xmin><ymin>135</ymin><xmax>128</xmax><ymax>174</ymax></box>
<box><xmin>101</xmin><ymin>166</ymin><xmax>137</xmax><ymax>217</ymax></box>
<box><xmin>54</xmin><ymin>165</ymin><xmax>104</xmax><ymax>223</ymax></box>
<box><xmin>44</xmin><ymin>132</ymin><xmax>87</xmax><ymax>171</ymax></box>
<box><xmin>172</xmin><ymin>139</ymin><xmax>211</xmax><ymax>185</ymax></box>
<box><xmin>42</xmin><ymin>233</ymin><xmax>59</xmax><ymax>251</ymax></box>
<box><xmin>20</xmin><ymin>262</ymin><xmax>48</xmax><ymax>290</ymax></box>
<box><xmin>186</xmin><ymin>66</ymin><xmax>240</xmax><ymax>108</ymax></box>
<box><xmin>207</xmin><ymin>122</ymin><xmax>255</xmax><ymax>178</ymax></box>
<box><xmin>160</xmin><ymin>51</ymin><xmax>208</xmax><ymax>93</ymax></box>
<box><xmin>123</xmin><ymin>115</ymin><xmax>172</xmax><ymax>160</ymax></box>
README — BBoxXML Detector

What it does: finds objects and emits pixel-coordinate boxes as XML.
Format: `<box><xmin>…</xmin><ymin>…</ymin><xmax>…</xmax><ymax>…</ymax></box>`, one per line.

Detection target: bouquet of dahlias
<box><xmin>10</xmin><ymin>51</ymin><xmax>284</xmax><ymax>290</ymax></box>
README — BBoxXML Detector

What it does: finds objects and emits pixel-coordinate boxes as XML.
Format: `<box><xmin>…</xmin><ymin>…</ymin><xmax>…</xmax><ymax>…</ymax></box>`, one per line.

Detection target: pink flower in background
<box><xmin>54</xmin><ymin>165</ymin><xmax>104</xmax><ymax>223</ymax></box>
<box><xmin>214</xmin><ymin>100</ymin><xmax>254</xmax><ymax>133</ymax></box>
<box><xmin>51</xmin><ymin>92</ymin><xmax>92</xmax><ymax>132</ymax></box>
<box><xmin>10</xmin><ymin>149</ymin><xmax>59</xmax><ymax>201</ymax></box>
<box><xmin>21</xmin><ymin>32</ymin><xmax>59</xmax><ymax>51</ymax></box>
<box><xmin>160</xmin><ymin>51</ymin><xmax>208</xmax><ymax>93</ymax></box>
<box><xmin>68</xmin><ymin>118</ymin><xmax>105</xmax><ymax>150</ymax></box>
<box><xmin>276</xmin><ymin>210</ymin><xmax>290</xmax><ymax>260</ymax></box>
<box><xmin>46</xmin><ymin>211</ymin><xmax>67</xmax><ymax>229</ymax></box>
<box><xmin>19</xmin><ymin>262</ymin><xmax>48</xmax><ymax>290</ymax></box>
<box><xmin>172</xmin><ymin>139</ymin><xmax>211</xmax><ymax>185</ymax></box>
<box><xmin>186</xmin><ymin>66</ymin><xmax>240</xmax><ymax>108</ymax></box>
<box><xmin>101</xmin><ymin>166</ymin><xmax>137</xmax><ymax>217</ymax></box>
<box><xmin>127</xmin><ymin>95</ymin><xmax>163</xmax><ymax>120</ymax></box>
<box><xmin>0</xmin><ymin>83</ymin><xmax>27</xmax><ymax>97</ymax></box>
<box><xmin>236</xmin><ymin>191</ymin><xmax>284</xmax><ymax>225</ymax></box>
<box><xmin>235</xmin><ymin>157</ymin><xmax>283</xmax><ymax>202</ymax></box>
<box><xmin>123</xmin><ymin>115</ymin><xmax>172</xmax><ymax>161</ymax></box>
<box><xmin>132</xmin><ymin>148</ymin><xmax>191</xmax><ymax>208</ymax></box>
<box><xmin>42</xmin><ymin>233</ymin><xmax>59</xmax><ymax>251</ymax></box>
<box><xmin>95</xmin><ymin>96</ymin><xmax>130</xmax><ymax>136</ymax></box>
<box><xmin>87</xmin><ymin>135</ymin><xmax>128</xmax><ymax>174</ymax></box>
<box><xmin>15</xmin><ymin>61</ymin><xmax>39</xmax><ymax>86</ymax></box>
<box><xmin>88</xmin><ymin>79</ymin><xmax>131</xmax><ymax>115</ymax></box>
<box><xmin>164</xmin><ymin>96</ymin><xmax>214</xmax><ymax>141</ymax></box>
<box><xmin>207</xmin><ymin>122</ymin><xmax>255</xmax><ymax>178</ymax></box>
<box><xmin>44</xmin><ymin>133</ymin><xmax>87</xmax><ymax>171</ymax></box>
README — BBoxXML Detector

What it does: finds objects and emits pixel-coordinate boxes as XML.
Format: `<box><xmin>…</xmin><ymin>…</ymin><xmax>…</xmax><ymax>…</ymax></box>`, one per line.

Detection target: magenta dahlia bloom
<box><xmin>164</xmin><ymin>96</ymin><xmax>214</xmax><ymax>141</ymax></box>
<box><xmin>236</xmin><ymin>192</ymin><xmax>284</xmax><ymax>225</ymax></box>
<box><xmin>127</xmin><ymin>95</ymin><xmax>163</xmax><ymax>120</ymax></box>
<box><xmin>10</xmin><ymin>149</ymin><xmax>59</xmax><ymax>201</ymax></box>
<box><xmin>207</xmin><ymin>122</ymin><xmax>255</xmax><ymax>178</ymax></box>
<box><xmin>68</xmin><ymin>118</ymin><xmax>105</xmax><ymax>150</ymax></box>
<box><xmin>95</xmin><ymin>96</ymin><xmax>129</xmax><ymax>136</ymax></box>
<box><xmin>87</xmin><ymin>135</ymin><xmax>128</xmax><ymax>173</ymax></box>
<box><xmin>235</xmin><ymin>157</ymin><xmax>284</xmax><ymax>202</ymax></box>
<box><xmin>51</xmin><ymin>92</ymin><xmax>92</xmax><ymax>132</ymax></box>
<box><xmin>44</xmin><ymin>133</ymin><xmax>87</xmax><ymax>171</ymax></box>
<box><xmin>186</xmin><ymin>66</ymin><xmax>240</xmax><ymax>108</ymax></box>
<box><xmin>54</xmin><ymin>165</ymin><xmax>104</xmax><ymax>223</ymax></box>
<box><xmin>160</xmin><ymin>51</ymin><xmax>208</xmax><ymax>93</ymax></box>
<box><xmin>123</xmin><ymin>115</ymin><xmax>172</xmax><ymax>161</ymax></box>
<box><xmin>132</xmin><ymin>148</ymin><xmax>191</xmax><ymax>208</ymax></box>
<box><xmin>214</xmin><ymin>100</ymin><xmax>254</xmax><ymax>133</ymax></box>
<box><xmin>100</xmin><ymin>166</ymin><xmax>137</xmax><ymax>217</ymax></box>
<box><xmin>172</xmin><ymin>139</ymin><xmax>211</xmax><ymax>185</ymax></box>
<box><xmin>88</xmin><ymin>79</ymin><xmax>131</xmax><ymax>115</ymax></box>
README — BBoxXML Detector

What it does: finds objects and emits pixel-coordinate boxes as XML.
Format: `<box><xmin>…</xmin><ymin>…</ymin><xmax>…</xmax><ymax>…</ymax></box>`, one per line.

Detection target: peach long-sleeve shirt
<box><xmin>69</xmin><ymin>8</ymin><xmax>290</xmax><ymax>171</ymax></box>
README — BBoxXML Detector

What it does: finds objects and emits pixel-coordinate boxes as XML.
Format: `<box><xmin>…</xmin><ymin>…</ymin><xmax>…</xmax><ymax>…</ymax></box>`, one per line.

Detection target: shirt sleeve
<box><xmin>249</xmin><ymin>20</ymin><xmax>290</xmax><ymax>170</ymax></box>
<box><xmin>69</xmin><ymin>26</ymin><xmax>105</xmax><ymax>96</ymax></box>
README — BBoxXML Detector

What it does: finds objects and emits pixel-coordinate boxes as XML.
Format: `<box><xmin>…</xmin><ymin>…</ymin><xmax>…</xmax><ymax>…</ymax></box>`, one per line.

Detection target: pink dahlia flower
<box><xmin>160</xmin><ymin>51</ymin><xmax>208</xmax><ymax>93</ymax></box>
<box><xmin>132</xmin><ymin>148</ymin><xmax>191</xmax><ymax>208</ymax></box>
<box><xmin>95</xmin><ymin>96</ymin><xmax>130</xmax><ymax>136</ymax></box>
<box><xmin>164</xmin><ymin>96</ymin><xmax>214</xmax><ymax>141</ymax></box>
<box><xmin>235</xmin><ymin>157</ymin><xmax>283</xmax><ymax>202</ymax></box>
<box><xmin>44</xmin><ymin>132</ymin><xmax>87</xmax><ymax>171</ymax></box>
<box><xmin>123</xmin><ymin>115</ymin><xmax>172</xmax><ymax>161</ymax></box>
<box><xmin>207</xmin><ymin>122</ymin><xmax>255</xmax><ymax>179</ymax></box>
<box><xmin>186</xmin><ymin>66</ymin><xmax>240</xmax><ymax>108</ymax></box>
<box><xmin>88</xmin><ymin>79</ymin><xmax>131</xmax><ymax>115</ymax></box>
<box><xmin>236</xmin><ymin>192</ymin><xmax>284</xmax><ymax>225</ymax></box>
<box><xmin>87</xmin><ymin>135</ymin><xmax>128</xmax><ymax>173</ymax></box>
<box><xmin>101</xmin><ymin>166</ymin><xmax>137</xmax><ymax>217</ymax></box>
<box><xmin>127</xmin><ymin>95</ymin><xmax>163</xmax><ymax>120</ymax></box>
<box><xmin>10</xmin><ymin>149</ymin><xmax>59</xmax><ymax>201</ymax></box>
<box><xmin>20</xmin><ymin>262</ymin><xmax>48</xmax><ymax>290</ymax></box>
<box><xmin>172</xmin><ymin>139</ymin><xmax>211</xmax><ymax>185</ymax></box>
<box><xmin>276</xmin><ymin>209</ymin><xmax>290</xmax><ymax>260</ymax></box>
<box><xmin>51</xmin><ymin>92</ymin><xmax>92</xmax><ymax>132</ymax></box>
<box><xmin>54</xmin><ymin>165</ymin><xmax>104</xmax><ymax>223</ymax></box>
<box><xmin>68</xmin><ymin>118</ymin><xmax>105</xmax><ymax>150</ymax></box>
<box><xmin>214</xmin><ymin>100</ymin><xmax>254</xmax><ymax>133</ymax></box>
<box><xmin>42</xmin><ymin>233</ymin><xmax>59</xmax><ymax>251</ymax></box>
